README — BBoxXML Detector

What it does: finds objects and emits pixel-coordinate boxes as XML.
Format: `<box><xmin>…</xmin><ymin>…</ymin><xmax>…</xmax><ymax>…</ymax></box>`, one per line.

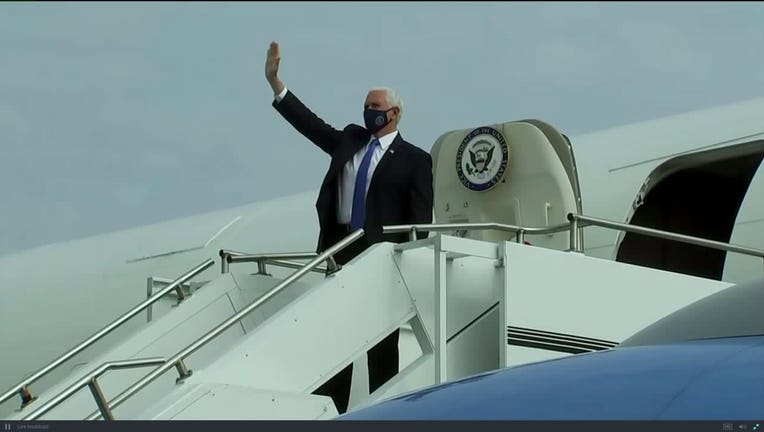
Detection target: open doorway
<box><xmin>616</xmin><ymin>141</ymin><xmax>764</xmax><ymax>280</ymax></box>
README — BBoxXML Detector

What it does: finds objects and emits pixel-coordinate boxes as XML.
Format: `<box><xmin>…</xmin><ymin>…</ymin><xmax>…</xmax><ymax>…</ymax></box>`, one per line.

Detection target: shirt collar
<box><xmin>371</xmin><ymin>130</ymin><xmax>398</xmax><ymax>151</ymax></box>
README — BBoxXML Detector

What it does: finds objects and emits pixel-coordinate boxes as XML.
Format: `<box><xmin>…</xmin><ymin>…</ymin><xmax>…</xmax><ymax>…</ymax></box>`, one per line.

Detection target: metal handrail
<box><xmin>218</xmin><ymin>252</ymin><xmax>328</xmax><ymax>275</ymax></box>
<box><xmin>218</xmin><ymin>249</ymin><xmax>248</xmax><ymax>273</ymax></box>
<box><xmin>384</xmin><ymin>221</ymin><xmax>571</xmax><ymax>243</ymax></box>
<box><xmin>0</xmin><ymin>259</ymin><xmax>215</xmax><ymax>409</ymax></box>
<box><xmin>220</xmin><ymin>250</ymin><xmax>318</xmax><ymax>260</ymax></box>
<box><xmin>384</xmin><ymin>214</ymin><xmax>764</xmax><ymax>261</ymax></box>
<box><xmin>219</xmin><ymin>249</ymin><xmax>317</xmax><ymax>273</ymax></box>
<box><xmin>263</xmin><ymin>259</ymin><xmax>329</xmax><ymax>274</ymax></box>
<box><xmin>568</xmin><ymin>213</ymin><xmax>764</xmax><ymax>258</ymax></box>
<box><xmin>219</xmin><ymin>249</ymin><xmax>338</xmax><ymax>275</ymax></box>
<box><xmin>86</xmin><ymin>229</ymin><xmax>364</xmax><ymax>420</ymax></box>
<box><xmin>147</xmin><ymin>277</ymin><xmax>192</xmax><ymax>296</ymax></box>
<box><xmin>145</xmin><ymin>277</ymin><xmax>195</xmax><ymax>323</ymax></box>
<box><xmin>23</xmin><ymin>357</ymin><xmax>166</xmax><ymax>421</ymax></box>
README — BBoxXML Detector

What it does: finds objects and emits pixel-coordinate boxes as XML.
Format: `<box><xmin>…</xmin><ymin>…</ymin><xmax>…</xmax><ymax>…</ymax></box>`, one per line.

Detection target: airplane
<box><xmin>1</xmin><ymin>95</ymin><xmax>763</xmax><ymax>420</ymax></box>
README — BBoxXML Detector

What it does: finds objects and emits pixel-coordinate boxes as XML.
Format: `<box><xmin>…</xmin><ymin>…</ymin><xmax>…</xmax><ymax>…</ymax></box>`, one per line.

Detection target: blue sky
<box><xmin>1</xmin><ymin>1</ymin><xmax>763</xmax><ymax>256</ymax></box>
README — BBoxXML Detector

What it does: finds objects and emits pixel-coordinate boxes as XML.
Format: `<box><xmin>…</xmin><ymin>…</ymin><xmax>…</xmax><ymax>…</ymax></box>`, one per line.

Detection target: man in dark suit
<box><xmin>265</xmin><ymin>41</ymin><xmax>433</xmax><ymax>414</ymax></box>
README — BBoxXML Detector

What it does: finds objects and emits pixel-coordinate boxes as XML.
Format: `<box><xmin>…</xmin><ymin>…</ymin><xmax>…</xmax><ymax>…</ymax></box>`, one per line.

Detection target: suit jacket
<box><xmin>273</xmin><ymin>90</ymin><xmax>433</xmax><ymax>253</ymax></box>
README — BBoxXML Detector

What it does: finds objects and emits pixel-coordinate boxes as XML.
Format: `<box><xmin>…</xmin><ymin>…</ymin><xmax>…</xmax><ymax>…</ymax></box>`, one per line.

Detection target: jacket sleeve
<box><xmin>409</xmin><ymin>151</ymin><xmax>434</xmax><ymax>239</ymax></box>
<box><xmin>272</xmin><ymin>89</ymin><xmax>342</xmax><ymax>155</ymax></box>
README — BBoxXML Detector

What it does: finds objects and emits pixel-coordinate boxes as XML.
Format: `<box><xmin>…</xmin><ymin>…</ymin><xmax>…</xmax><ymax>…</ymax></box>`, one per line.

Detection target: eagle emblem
<box><xmin>468</xmin><ymin>141</ymin><xmax>495</xmax><ymax>174</ymax></box>
<box><xmin>455</xmin><ymin>126</ymin><xmax>509</xmax><ymax>191</ymax></box>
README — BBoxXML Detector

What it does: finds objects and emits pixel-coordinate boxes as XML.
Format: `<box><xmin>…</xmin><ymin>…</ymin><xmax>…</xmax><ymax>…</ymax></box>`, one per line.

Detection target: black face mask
<box><xmin>364</xmin><ymin>107</ymin><xmax>393</xmax><ymax>133</ymax></box>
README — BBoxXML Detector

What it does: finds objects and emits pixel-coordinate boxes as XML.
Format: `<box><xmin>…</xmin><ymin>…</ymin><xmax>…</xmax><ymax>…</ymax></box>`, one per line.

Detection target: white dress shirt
<box><xmin>275</xmin><ymin>87</ymin><xmax>397</xmax><ymax>224</ymax></box>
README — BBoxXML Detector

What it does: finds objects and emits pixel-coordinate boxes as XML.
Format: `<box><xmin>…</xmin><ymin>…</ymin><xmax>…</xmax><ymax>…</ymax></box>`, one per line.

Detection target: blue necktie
<box><xmin>350</xmin><ymin>139</ymin><xmax>380</xmax><ymax>229</ymax></box>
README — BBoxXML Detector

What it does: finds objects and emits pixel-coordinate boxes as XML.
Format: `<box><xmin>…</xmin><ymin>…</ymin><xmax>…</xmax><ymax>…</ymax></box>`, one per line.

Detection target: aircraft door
<box><xmin>430</xmin><ymin>120</ymin><xmax>583</xmax><ymax>250</ymax></box>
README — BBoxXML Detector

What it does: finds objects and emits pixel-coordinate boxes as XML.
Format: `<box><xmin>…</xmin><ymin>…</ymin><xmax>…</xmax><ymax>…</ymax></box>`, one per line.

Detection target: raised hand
<box><xmin>265</xmin><ymin>41</ymin><xmax>284</xmax><ymax>94</ymax></box>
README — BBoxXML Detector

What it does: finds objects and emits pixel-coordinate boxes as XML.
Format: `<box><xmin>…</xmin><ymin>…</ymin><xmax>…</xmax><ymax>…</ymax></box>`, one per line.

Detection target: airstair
<box><xmin>3</xmin><ymin>212</ymin><xmax>761</xmax><ymax>420</ymax></box>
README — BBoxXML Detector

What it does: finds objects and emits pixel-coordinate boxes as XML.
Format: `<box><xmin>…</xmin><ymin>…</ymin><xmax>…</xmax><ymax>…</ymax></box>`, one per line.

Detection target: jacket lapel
<box><xmin>369</xmin><ymin>133</ymin><xmax>402</xmax><ymax>190</ymax></box>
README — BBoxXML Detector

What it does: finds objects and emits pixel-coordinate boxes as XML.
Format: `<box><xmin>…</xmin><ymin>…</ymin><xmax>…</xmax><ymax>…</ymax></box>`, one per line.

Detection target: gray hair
<box><xmin>370</xmin><ymin>86</ymin><xmax>403</xmax><ymax>123</ymax></box>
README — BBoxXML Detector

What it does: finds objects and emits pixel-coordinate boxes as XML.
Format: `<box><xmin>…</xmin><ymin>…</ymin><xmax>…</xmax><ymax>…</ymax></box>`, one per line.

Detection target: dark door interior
<box><xmin>616</xmin><ymin>145</ymin><xmax>764</xmax><ymax>280</ymax></box>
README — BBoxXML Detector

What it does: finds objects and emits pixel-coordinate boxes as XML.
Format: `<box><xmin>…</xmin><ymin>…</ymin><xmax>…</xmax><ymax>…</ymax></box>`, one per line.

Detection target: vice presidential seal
<box><xmin>455</xmin><ymin>126</ymin><xmax>509</xmax><ymax>191</ymax></box>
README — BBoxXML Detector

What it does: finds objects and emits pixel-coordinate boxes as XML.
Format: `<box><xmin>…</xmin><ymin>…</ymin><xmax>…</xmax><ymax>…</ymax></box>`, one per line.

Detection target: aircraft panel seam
<box><xmin>608</xmin><ymin>132</ymin><xmax>764</xmax><ymax>172</ymax></box>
